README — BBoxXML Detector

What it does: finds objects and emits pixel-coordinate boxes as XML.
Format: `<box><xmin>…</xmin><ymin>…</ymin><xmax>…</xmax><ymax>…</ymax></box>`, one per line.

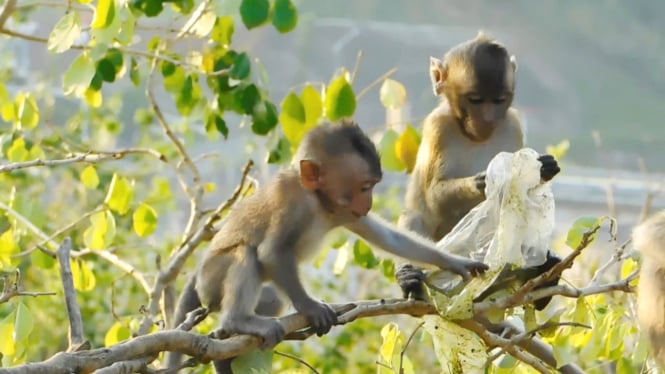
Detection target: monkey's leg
<box><xmin>213</xmin><ymin>285</ymin><xmax>284</xmax><ymax>374</ymax></box>
<box><xmin>165</xmin><ymin>276</ymin><xmax>201</xmax><ymax>370</ymax></box>
<box><xmin>218</xmin><ymin>254</ymin><xmax>285</xmax><ymax>350</ymax></box>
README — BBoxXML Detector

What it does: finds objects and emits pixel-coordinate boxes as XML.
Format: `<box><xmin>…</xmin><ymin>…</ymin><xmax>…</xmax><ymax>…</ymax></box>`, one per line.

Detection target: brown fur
<box><xmin>399</xmin><ymin>32</ymin><xmax>523</xmax><ymax>241</ymax></box>
<box><xmin>167</xmin><ymin>119</ymin><xmax>488</xmax><ymax>373</ymax></box>
<box><xmin>633</xmin><ymin>210</ymin><xmax>665</xmax><ymax>369</ymax></box>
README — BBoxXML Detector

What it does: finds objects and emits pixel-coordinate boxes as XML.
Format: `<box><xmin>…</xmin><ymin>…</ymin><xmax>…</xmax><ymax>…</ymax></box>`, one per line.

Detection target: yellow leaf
<box><xmin>71</xmin><ymin>259</ymin><xmax>96</xmax><ymax>291</ymax></box>
<box><xmin>204</xmin><ymin>182</ymin><xmax>217</xmax><ymax>192</ymax></box>
<box><xmin>394</xmin><ymin>125</ymin><xmax>421</xmax><ymax>173</ymax></box>
<box><xmin>0</xmin><ymin>314</ymin><xmax>16</xmax><ymax>356</ymax></box>
<box><xmin>379</xmin><ymin>323</ymin><xmax>400</xmax><ymax>364</ymax></box>
<box><xmin>379</xmin><ymin>78</ymin><xmax>407</xmax><ymax>109</ymax></box>
<box><xmin>91</xmin><ymin>0</ymin><xmax>115</xmax><ymax>29</ymax></box>
<box><xmin>104</xmin><ymin>321</ymin><xmax>131</xmax><ymax>347</ymax></box>
<box><xmin>83</xmin><ymin>210</ymin><xmax>116</xmax><ymax>250</ymax></box>
<box><xmin>545</xmin><ymin>139</ymin><xmax>570</xmax><ymax>161</ymax></box>
<box><xmin>81</xmin><ymin>165</ymin><xmax>100</xmax><ymax>190</ymax></box>
<box><xmin>84</xmin><ymin>88</ymin><xmax>103</xmax><ymax>108</ymax></box>
<box><xmin>132</xmin><ymin>203</ymin><xmax>158</xmax><ymax>238</ymax></box>
<box><xmin>0</xmin><ymin>230</ymin><xmax>17</xmax><ymax>266</ymax></box>
<box><xmin>104</xmin><ymin>174</ymin><xmax>134</xmax><ymax>215</ymax></box>
<box><xmin>621</xmin><ymin>257</ymin><xmax>638</xmax><ymax>281</ymax></box>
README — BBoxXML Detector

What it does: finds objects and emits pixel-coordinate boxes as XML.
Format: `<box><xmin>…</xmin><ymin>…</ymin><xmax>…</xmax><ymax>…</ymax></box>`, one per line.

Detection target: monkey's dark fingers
<box><xmin>474</xmin><ymin>171</ymin><xmax>487</xmax><ymax>191</ymax></box>
<box><xmin>538</xmin><ymin>154</ymin><xmax>561</xmax><ymax>181</ymax></box>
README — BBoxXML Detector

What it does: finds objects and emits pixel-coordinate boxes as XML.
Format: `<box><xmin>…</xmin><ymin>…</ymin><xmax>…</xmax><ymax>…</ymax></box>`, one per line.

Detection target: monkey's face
<box><xmin>319</xmin><ymin>154</ymin><xmax>380</xmax><ymax>222</ymax></box>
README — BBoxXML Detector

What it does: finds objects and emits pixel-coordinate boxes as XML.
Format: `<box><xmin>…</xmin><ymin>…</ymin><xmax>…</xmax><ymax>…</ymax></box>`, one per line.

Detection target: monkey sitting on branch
<box><xmin>633</xmin><ymin>210</ymin><xmax>665</xmax><ymax>370</ymax></box>
<box><xmin>396</xmin><ymin>32</ymin><xmax>561</xmax><ymax>309</ymax></box>
<box><xmin>166</xmin><ymin>119</ymin><xmax>489</xmax><ymax>373</ymax></box>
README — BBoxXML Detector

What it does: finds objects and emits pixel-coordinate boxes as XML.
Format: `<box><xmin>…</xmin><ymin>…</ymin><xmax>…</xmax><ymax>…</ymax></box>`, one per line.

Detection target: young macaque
<box><xmin>167</xmin><ymin>119</ymin><xmax>488</xmax><ymax>373</ymax></box>
<box><xmin>633</xmin><ymin>210</ymin><xmax>665</xmax><ymax>370</ymax></box>
<box><xmin>396</xmin><ymin>32</ymin><xmax>561</xmax><ymax>307</ymax></box>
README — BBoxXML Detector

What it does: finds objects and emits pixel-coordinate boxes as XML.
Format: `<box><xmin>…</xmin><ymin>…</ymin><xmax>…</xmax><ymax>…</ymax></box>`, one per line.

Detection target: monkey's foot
<box><xmin>395</xmin><ymin>264</ymin><xmax>428</xmax><ymax>300</ymax></box>
<box><xmin>216</xmin><ymin>317</ymin><xmax>285</xmax><ymax>349</ymax></box>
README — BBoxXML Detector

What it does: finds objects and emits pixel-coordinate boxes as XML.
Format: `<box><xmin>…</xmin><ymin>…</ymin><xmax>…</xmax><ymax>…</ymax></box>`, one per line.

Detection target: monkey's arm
<box><xmin>428</xmin><ymin>174</ymin><xmax>485</xmax><ymax>214</ymax></box>
<box><xmin>346</xmin><ymin>214</ymin><xmax>488</xmax><ymax>281</ymax></box>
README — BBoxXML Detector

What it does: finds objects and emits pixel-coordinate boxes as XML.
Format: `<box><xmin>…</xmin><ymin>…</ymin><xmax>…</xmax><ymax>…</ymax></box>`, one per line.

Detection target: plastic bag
<box><xmin>435</xmin><ymin>147</ymin><xmax>555</xmax><ymax>270</ymax></box>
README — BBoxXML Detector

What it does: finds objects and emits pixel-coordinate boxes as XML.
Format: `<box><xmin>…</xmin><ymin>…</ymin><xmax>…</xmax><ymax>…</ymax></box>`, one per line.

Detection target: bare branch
<box><xmin>0</xmin><ymin>149</ymin><xmax>167</xmax><ymax>173</ymax></box>
<box><xmin>0</xmin><ymin>270</ymin><xmax>56</xmax><ymax>304</ymax></box>
<box><xmin>86</xmin><ymin>250</ymin><xmax>151</xmax><ymax>294</ymax></box>
<box><xmin>275</xmin><ymin>351</ymin><xmax>321</xmax><ymax>374</ymax></box>
<box><xmin>4</xmin><ymin>299</ymin><xmax>582</xmax><ymax>373</ymax></box>
<box><xmin>0</xmin><ymin>0</ymin><xmax>17</xmax><ymax>30</ymax></box>
<box><xmin>356</xmin><ymin>67</ymin><xmax>398</xmax><ymax>101</ymax></box>
<box><xmin>55</xmin><ymin>238</ymin><xmax>88</xmax><ymax>350</ymax></box>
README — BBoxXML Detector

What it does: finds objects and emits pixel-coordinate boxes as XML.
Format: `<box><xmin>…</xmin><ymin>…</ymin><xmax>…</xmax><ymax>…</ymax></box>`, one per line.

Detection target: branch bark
<box><xmin>55</xmin><ymin>238</ymin><xmax>88</xmax><ymax>351</ymax></box>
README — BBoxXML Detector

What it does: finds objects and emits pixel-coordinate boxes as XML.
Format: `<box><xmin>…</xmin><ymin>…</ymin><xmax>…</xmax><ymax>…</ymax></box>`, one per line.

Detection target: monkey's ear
<box><xmin>510</xmin><ymin>55</ymin><xmax>518</xmax><ymax>72</ymax></box>
<box><xmin>299</xmin><ymin>160</ymin><xmax>321</xmax><ymax>190</ymax></box>
<box><xmin>429</xmin><ymin>57</ymin><xmax>447</xmax><ymax>96</ymax></box>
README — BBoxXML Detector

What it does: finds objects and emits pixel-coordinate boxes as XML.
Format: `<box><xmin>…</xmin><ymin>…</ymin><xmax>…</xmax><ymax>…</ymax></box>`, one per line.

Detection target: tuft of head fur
<box><xmin>294</xmin><ymin>119</ymin><xmax>383</xmax><ymax>179</ymax></box>
<box><xmin>443</xmin><ymin>32</ymin><xmax>514</xmax><ymax>89</ymax></box>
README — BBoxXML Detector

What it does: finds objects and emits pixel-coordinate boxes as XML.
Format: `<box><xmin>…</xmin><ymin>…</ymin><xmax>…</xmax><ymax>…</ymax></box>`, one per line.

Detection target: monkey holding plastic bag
<box><xmin>396</xmin><ymin>32</ymin><xmax>561</xmax><ymax>309</ymax></box>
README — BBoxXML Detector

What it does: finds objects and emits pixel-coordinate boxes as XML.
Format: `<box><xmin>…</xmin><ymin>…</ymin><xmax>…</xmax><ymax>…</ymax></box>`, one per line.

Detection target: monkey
<box><xmin>632</xmin><ymin>210</ymin><xmax>665</xmax><ymax>370</ymax></box>
<box><xmin>166</xmin><ymin>119</ymin><xmax>489</xmax><ymax>373</ymax></box>
<box><xmin>395</xmin><ymin>32</ymin><xmax>561</xmax><ymax>309</ymax></box>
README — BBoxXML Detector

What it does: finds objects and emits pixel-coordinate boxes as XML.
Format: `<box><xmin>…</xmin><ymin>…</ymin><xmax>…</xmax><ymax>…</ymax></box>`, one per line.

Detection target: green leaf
<box><xmin>14</xmin><ymin>93</ymin><xmax>40</xmax><ymax>130</ymax></box>
<box><xmin>91</xmin><ymin>0</ymin><xmax>116</xmax><ymax>29</ymax></box>
<box><xmin>565</xmin><ymin>216</ymin><xmax>602</xmax><ymax>249</ymax></box>
<box><xmin>239</xmin><ymin>0</ymin><xmax>270</xmax><ymax>29</ymax></box>
<box><xmin>378</xmin><ymin>129</ymin><xmax>405</xmax><ymax>172</ymax></box>
<box><xmin>97</xmin><ymin>58</ymin><xmax>117</xmax><ymax>82</ymax></box>
<box><xmin>379</xmin><ymin>78</ymin><xmax>407</xmax><ymax>109</ymax></box>
<box><xmin>116</xmin><ymin>12</ymin><xmax>136</xmax><ymax>45</ymax></box>
<box><xmin>71</xmin><ymin>259</ymin><xmax>97</xmax><ymax>291</ymax></box>
<box><xmin>212</xmin><ymin>16</ymin><xmax>235</xmax><ymax>45</ymax></box>
<box><xmin>272</xmin><ymin>0</ymin><xmax>298</xmax><ymax>33</ymax></box>
<box><xmin>7</xmin><ymin>138</ymin><xmax>29</xmax><ymax>162</ymax></box>
<box><xmin>130</xmin><ymin>58</ymin><xmax>140</xmax><ymax>86</ymax></box>
<box><xmin>230</xmin><ymin>52</ymin><xmax>251</xmax><ymax>80</ymax></box>
<box><xmin>266</xmin><ymin>136</ymin><xmax>291</xmax><ymax>164</ymax></box>
<box><xmin>279</xmin><ymin>92</ymin><xmax>306</xmax><ymax>143</ymax></box>
<box><xmin>81</xmin><ymin>165</ymin><xmax>100</xmax><ymax>190</ymax></box>
<box><xmin>83</xmin><ymin>210</ymin><xmax>117</xmax><ymax>250</ymax></box>
<box><xmin>302</xmin><ymin>84</ymin><xmax>323</xmax><ymax>124</ymax></box>
<box><xmin>104</xmin><ymin>174</ymin><xmax>134</xmax><ymax>215</ymax></box>
<box><xmin>13</xmin><ymin>302</ymin><xmax>33</xmax><ymax>342</ymax></box>
<box><xmin>206</xmin><ymin>113</ymin><xmax>229</xmax><ymax>139</ymax></box>
<box><xmin>240</xmin><ymin>84</ymin><xmax>261</xmax><ymax>114</ymax></box>
<box><xmin>325</xmin><ymin>74</ymin><xmax>356</xmax><ymax>121</ymax></box>
<box><xmin>133</xmin><ymin>203</ymin><xmax>158</xmax><ymax>238</ymax></box>
<box><xmin>47</xmin><ymin>12</ymin><xmax>82</xmax><ymax>54</ymax></box>
<box><xmin>63</xmin><ymin>53</ymin><xmax>96</xmax><ymax>97</ymax></box>
<box><xmin>231</xmin><ymin>348</ymin><xmax>272</xmax><ymax>374</ymax></box>
<box><xmin>251</xmin><ymin>100</ymin><xmax>278</xmax><ymax>135</ymax></box>
<box><xmin>380</xmin><ymin>258</ymin><xmax>395</xmax><ymax>279</ymax></box>
<box><xmin>353</xmin><ymin>239</ymin><xmax>379</xmax><ymax>269</ymax></box>
<box><xmin>104</xmin><ymin>321</ymin><xmax>132</xmax><ymax>347</ymax></box>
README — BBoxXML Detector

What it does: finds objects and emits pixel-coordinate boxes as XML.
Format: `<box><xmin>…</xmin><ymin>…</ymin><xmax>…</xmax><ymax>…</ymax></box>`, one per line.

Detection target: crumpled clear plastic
<box><xmin>436</xmin><ymin>147</ymin><xmax>555</xmax><ymax>269</ymax></box>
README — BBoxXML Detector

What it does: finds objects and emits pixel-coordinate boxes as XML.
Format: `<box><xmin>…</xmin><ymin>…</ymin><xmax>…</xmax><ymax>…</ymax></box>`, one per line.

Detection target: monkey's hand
<box><xmin>440</xmin><ymin>253</ymin><xmax>489</xmax><ymax>282</ymax></box>
<box><xmin>538</xmin><ymin>154</ymin><xmax>561</xmax><ymax>182</ymax></box>
<box><xmin>474</xmin><ymin>171</ymin><xmax>487</xmax><ymax>192</ymax></box>
<box><xmin>395</xmin><ymin>264</ymin><xmax>428</xmax><ymax>300</ymax></box>
<box><xmin>295</xmin><ymin>299</ymin><xmax>338</xmax><ymax>337</ymax></box>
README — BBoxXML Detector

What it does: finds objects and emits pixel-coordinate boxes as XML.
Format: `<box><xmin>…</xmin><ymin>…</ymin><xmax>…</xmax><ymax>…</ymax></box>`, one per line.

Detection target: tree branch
<box><xmin>0</xmin><ymin>270</ymin><xmax>55</xmax><ymax>304</ymax></box>
<box><xmin>0</xmin><ymin>0</ymin><xmax>17</xmax><ymax>30</ymax></box>
<box><xmin>55</xmin><ymin>238</ymin><xmax>88</xmax><ymax>351</ymax></box>
<box><xmin>0</xmin><ymin>149</ymin><xmax>167</xmax><ymax>173</ymax></box>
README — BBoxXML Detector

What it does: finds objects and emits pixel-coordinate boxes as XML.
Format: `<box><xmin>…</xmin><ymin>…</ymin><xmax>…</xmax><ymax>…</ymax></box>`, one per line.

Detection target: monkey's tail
<box><xmin>165</xmin><ymin>276</ymin><xmax>201</xmax><ymax>370</ymax></box>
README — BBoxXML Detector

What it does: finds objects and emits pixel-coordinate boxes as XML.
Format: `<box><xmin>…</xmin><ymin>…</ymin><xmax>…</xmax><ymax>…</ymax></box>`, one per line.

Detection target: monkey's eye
<box><xmin>360</xmin><ymin>182</ymin><xmax>374</xmax><ymax>192</ymax></box>
<box><xmin>468</xmin><ymin>96</ymin><xmax>483</xmax><ymax>105</ymax></box>
<box><xmin>492</xmin><ymin>97</ymin><xmax>507</xmax><ymax>104</ymax></box>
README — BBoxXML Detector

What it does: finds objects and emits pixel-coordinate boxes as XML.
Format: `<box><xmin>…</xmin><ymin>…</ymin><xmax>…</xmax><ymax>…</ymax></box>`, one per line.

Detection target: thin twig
<box><xmin>0</xmin><ymin>0</ymin><xmax>17</xmax><ymax>29</ymax></box>
<box><xmin>0</xmin><ymin>270</ymin><xmax>56</xmax><ymax>304</ymax></box>
<box><xmin>356</xmin><ymin>67</ymin><xmax>398</xmax><ymax>101</ymax></box>
<box><xmin>350</xmin><ymin>50</ymin><xmax>364</xmax><ymax>85</ymax></box>
<box><xmin>275</xmin><ymin>351</ymin><xmax>321</xmax><ymax>374</ymax></box>
<box><xmin>399</xmin><ymin>321</ymin><xmax>424</xmax><ymax>373</ymax></box>
<box><xmin>55</xmin><ymin>238</ymin><xmax>87</xmax><ymax>351</ymax></box>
